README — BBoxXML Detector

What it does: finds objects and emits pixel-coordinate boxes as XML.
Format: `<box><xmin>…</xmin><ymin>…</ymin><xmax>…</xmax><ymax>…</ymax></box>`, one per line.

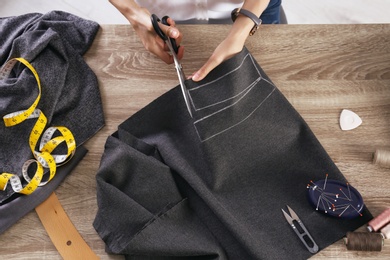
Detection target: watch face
<box><xmin>231</xmin><ymin>8</ymin><xmax>240</xmax><ymax>22</ymax></box>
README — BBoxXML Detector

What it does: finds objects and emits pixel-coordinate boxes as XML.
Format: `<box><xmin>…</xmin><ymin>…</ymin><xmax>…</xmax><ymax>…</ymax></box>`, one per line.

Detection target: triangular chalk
<box><xmin>340</xmin><ymin>109</ymin><xmax>362</xmax><ymax>131</ymax></box>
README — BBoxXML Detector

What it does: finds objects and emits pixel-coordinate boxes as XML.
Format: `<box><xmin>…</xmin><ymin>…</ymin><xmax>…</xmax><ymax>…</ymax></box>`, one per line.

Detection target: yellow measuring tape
<box><xmin>0</xmin><ymin>58</ymin><xmax>76</xmax><ymax>195</ymax></box>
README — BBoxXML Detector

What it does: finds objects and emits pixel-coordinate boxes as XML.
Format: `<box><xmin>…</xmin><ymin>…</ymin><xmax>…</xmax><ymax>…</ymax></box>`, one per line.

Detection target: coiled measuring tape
<box><xmin>0</xmin><ymin>58</ymin><xmax>76</xmax><ymax>195</ymax></box>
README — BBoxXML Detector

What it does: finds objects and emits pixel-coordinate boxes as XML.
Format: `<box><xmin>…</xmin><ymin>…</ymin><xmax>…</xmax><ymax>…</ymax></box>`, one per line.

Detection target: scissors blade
<box><xmin>281</xmin><ymin>208</ymin><xmax>294</xmax><ymax>225</ymax></box>
<box><xmin>287</xmin><ymin>205</ymin><xmax>300</xmax><ymax>221</ymax></box>
<box><xmin>166</xmin><ymin>41</ymin><xmax>193</xmax><ymax>118</ymax></box>
<box><xmin>176</xmin><ymin>69</ymin><xmax>193</xmax><ymax>118</ymax></box>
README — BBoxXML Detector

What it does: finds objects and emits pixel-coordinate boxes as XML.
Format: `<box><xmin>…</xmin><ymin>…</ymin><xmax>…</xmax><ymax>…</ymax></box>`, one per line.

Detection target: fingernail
<box><xmin>192</xmin><ymin>72</ymin><xmax>200</xmax><ymax>81</ymax></box>
<box><xmin>170</xmin><ymin>29</ymin><xmax>178</xmax><ymax>38</ymax></box>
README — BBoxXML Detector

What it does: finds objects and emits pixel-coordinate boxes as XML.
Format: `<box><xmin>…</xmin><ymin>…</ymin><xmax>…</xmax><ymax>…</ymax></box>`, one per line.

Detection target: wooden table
<box><xmin>1</xmin><ymin>24</ymin><xmax>389</xmax><ymax>259</ymax></box>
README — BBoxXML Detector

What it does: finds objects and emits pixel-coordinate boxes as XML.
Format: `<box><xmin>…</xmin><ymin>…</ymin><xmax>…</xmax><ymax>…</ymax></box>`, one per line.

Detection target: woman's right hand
<box><xmin>109</xmin><ymin>0</ymin><xmax>184</xmax><ymax>64</ymax></box>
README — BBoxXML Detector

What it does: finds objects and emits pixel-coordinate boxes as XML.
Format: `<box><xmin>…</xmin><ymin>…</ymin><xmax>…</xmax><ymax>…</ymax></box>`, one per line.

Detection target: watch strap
<box><xmin>231</xmin><ymin>8</ymin><xmax>262</xmax><ymax>36</ymax></box>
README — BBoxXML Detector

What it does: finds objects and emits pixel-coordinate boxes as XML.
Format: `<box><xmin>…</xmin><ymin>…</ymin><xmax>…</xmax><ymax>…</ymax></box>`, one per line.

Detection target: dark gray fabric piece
<box><xmin>0</xmin><ymin>146</ymin><xmax>87</xmax><ymax>234</ymax></box>
<box><xmin>0</xmin><ymin>11</ymin><xmax>104</xmax><ymax>233</ymax></box>
<box><xmin>94</xmin><ymin>47</ymin><xmax>371</xmax><ymax>259</ymax></box>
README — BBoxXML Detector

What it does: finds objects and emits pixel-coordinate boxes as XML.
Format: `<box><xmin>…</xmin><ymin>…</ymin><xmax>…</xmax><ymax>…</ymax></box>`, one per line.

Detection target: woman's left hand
<box><xmin>190</xmin><ymin>35</ymin><xmax>244</xmax><ymax>82</ymax></box>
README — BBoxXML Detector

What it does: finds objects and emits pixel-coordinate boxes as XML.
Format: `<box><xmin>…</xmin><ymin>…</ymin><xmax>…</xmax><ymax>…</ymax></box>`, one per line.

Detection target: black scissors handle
<box><xmin>151</xmin><ymin>14</ymin><xmax>179</xmax><ymax>54</ymax></box>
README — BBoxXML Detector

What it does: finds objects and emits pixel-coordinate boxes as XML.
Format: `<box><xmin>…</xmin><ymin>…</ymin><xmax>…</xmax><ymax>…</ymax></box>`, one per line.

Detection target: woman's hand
<box><xmin>190</xmin><ymin>35</ymin><xmax>245</xmax><ymax>82</ymax></box>
<box><xmin>190</xmin><ymin>15</ymin><xmax>253</xmax><ymax>82</ymax></box>
<box><xmin>191</xmin><ymin>0</ymin><xmax>269</xmax><ymax>82</ymax></box>
<box><xmin>109</xmin><ymin>0</ymin><xmax>184</xmax><ymax>64</ymax></box>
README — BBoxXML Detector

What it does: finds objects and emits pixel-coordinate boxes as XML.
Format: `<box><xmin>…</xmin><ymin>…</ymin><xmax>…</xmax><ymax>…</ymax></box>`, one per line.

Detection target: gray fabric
<box><xmin>0</xmin><ymin>146</ymin><xmax>87</xmax><ymax>234</ymax></box>
<box><xmin>0</xmin><ymin>11</ymin><xmax>104</xmax><ymax>233</ymax></box>
<box><xmin>94</xmin><ymin>47</ymin><xmax>372</xmax><ymax>259</ymax></box>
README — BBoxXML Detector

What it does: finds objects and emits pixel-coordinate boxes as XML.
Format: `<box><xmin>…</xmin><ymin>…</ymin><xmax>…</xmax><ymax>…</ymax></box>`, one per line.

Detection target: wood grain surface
<box><xmin>1</xmin><ymin>24</ymin><xmax>389</xmax><ymax>259</ymax></box>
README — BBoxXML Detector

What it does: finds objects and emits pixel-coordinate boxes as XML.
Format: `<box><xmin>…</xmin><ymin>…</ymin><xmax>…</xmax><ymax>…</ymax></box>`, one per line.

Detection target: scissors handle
<box><xmin>291</xmin><ymin>220</ymin><xmax>319</xmax><ymax>253</ymax></box>
<box><xmin>151</xmin><ymin>14</ymin><xmax>179</xmax><ymax>54</ymax></box>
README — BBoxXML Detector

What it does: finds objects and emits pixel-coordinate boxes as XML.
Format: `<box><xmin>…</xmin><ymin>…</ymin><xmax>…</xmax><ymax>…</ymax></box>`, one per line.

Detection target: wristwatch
<box><xmin>231</xmin><ymin>8</ymin><xmax>262</xmax><ymax>36</ymax></box>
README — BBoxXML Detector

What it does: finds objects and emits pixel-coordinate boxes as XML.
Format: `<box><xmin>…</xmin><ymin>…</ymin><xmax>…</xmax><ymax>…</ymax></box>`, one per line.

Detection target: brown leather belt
<box><xmin>35</xmin><ymin>192</ymin><xmax>99</xmax><ymax>259</ymax></box>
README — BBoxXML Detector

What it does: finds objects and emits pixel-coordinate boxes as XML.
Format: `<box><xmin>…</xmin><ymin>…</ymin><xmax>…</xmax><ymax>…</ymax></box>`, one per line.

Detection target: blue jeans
<box><xmin>176</xmin><ymin>0</ymin><xmax>282</xmax><ymax>24</ymax></box>
<box><xmin>261</xmin><ymin>0</ymin><xmax>282</xmax><ymax>24</ymax></box>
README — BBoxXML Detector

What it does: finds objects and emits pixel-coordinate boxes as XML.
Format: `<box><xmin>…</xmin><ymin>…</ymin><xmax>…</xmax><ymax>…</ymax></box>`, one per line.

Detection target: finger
<box><xmin>191</xmin><ymin>55</ymin><xmax>221</xmax><ymax>82</ymax></box>
<box><xmin>150</xmin><ymin>41</ymin><xmax>174</xmax><ymax>64</ymax></box>
<box><xmin>157</xmin><ymin>51</ymin><xmax>174</xmax><ymax>64</ymax></box>
<box><xmin>155</xmin><ymin>46</ymin><xmax>184</xmax><ymax>64</ymax></box>
<box><xmin>164</xmin><ymin>18</ymin><xmax>182</xmax><ymax>45</ymax></box>
<box><xmin>175</xmin><ymin>30</ymin><xmax>183</xmax><ymax>46</ymax></box>
<box><xmin>162</xmin><ymin>38</ymin><xmax>184</xmax><ymax>54</ymax></box>
<box><xmin>187</xmin><ymin>72</ymin><xmax>195</xmax><ymax>80</ymax></box>
<box><xmin>176</xmin><ymin>45</ymin><xmax>184</xmax><ymax>60</ymax></box>
<box><xmin>156</xmin><ymin>35</ymin><xmax>177</xmax><ymax>56</ymax></box>
<box><xmin>161</xmin><ymin>44</ymin><xmax>183</xmax><ymax>60</ymax></box>
<box><xmin>155</xmin><ymin>36</ymin><xmax>165</xmax><ymax>49</ymax></box>
<box><xmin>158</xmin><ymin>49</ymin><xmax>174</xmax><ymax>64</ymax></box>
<box><xmin>166</xmin><ymin>17</ymin><xmax>176</xmax><ymax>27</ymax></box>
<box><xmin>158</xmin><ymin>18</ymin><xmax>182</xmax><ymax>47</ymax></box>
<box><xmin>158</xmin><ymin>22</ymin><xmax>180</xmax><ymax>39</ymax></box>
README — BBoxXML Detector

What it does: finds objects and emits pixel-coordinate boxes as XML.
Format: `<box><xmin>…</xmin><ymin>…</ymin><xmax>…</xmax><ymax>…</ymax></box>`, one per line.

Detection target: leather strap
<box><xmin>231</xmin><ymin>8</ymin><xmax>262</xmax><ymax>36</ymax></box>
<box><xmin>35</xmin><ymin>192</ymin><xmax>99</xmax><ymax>260</ymax></box>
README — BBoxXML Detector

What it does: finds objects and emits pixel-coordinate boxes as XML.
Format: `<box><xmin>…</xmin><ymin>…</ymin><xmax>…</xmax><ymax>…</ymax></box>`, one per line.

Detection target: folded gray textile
<box><xmin>94</xmin><ymin>47</ymin><xmax>372</xmax><ymax>259</ymax></box>
<box><xmin>0</xmin><ymin>146</ymin><xmax>88</xmax><ymax>235</ymax></box>
<box><xmin>0</xmin><ymin>11</ymin><xmax>104</xmax><ymax>233</ymax></box>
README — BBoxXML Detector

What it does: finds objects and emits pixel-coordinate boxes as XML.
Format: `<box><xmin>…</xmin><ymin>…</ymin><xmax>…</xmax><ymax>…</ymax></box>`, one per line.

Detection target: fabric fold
<box><xmin>94</xmin><ymin>46</ymin><xmax>371</xmax><ymax>259</ymax></box>
<box><xmin>0</xmin><ymin>11</ymin><xmax>104</xmax><ymax>234</ymax></box>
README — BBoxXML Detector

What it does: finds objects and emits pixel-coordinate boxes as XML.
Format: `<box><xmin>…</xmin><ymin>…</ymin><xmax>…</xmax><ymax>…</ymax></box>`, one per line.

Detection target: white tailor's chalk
<box><xmin>339</xmin><ymin>109</ymin><xmax>362</xmax><ymax>131</ymax></box>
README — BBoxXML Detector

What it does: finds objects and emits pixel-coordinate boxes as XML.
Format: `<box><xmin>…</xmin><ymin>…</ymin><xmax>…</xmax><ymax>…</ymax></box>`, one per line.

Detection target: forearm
<box><xmin>109</xmin><ymin>0</ymin><xmax>144</xmax><ymax>25</ymax></box>
<box><xmin>109</xmin><ymin>0</ymin><xmax>182</xmax><ymax>64</ymax></box>
<box><xmin>242</xmin><ymin>0</ymin><xmax>270</xmax><ymax>17</ymax></box>
<box><xmin>228</xmin><ymin>0</ymin><xmax>270</xmax><ymax>43</ymax></box>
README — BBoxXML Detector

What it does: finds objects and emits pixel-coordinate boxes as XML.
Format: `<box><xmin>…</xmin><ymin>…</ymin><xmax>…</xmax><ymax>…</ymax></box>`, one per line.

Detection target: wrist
<box><xmin>124</xmin><ymin>5</ymin><xmax>143</xmax><ymax>25</ymax></box>
<box><xmin>231</xmin><ymin>8</ymin><xmax>262</xmax><ymax>36</ymax></box>
<box><xmin>125</xmin><ymin>7</ymin><xmax>155</xmax><ymax>34</ymax></box>
<box><xmin>227</xmin><ymin>17</ymin><xmax>254</xmax><ymax>46</ymax></box>
<box><xmin>113</xmin><ymin>2</ymin><xmax>145</xmax><ymax>27</ymax></box>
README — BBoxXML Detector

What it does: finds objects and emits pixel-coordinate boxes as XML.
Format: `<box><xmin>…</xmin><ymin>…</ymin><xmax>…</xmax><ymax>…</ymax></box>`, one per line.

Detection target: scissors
<box><xmin>151</xmin><ymin>14</ymin><xmax>193</xmax><ymax>118</ymax></box>
<box><xmin>281</xmin><ymin>205</ymin><xmax>319</xmax><ymax>254</ymax></box>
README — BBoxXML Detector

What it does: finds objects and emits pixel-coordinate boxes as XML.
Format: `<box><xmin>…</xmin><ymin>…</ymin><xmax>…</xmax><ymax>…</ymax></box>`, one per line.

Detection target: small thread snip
<box><xmin>373</xmin><ymin>149</ymin><xmax>390</xmax><ymax>168</ymax></box>
<box><xmin>367</xmin><ymin>208</ymin><xmax>390</xmax><ymax>232</ymax></box>
<box><xmin>345</xmin><ymin>232</ymin><xmax>384</xmax><ymax>251</ymax></box>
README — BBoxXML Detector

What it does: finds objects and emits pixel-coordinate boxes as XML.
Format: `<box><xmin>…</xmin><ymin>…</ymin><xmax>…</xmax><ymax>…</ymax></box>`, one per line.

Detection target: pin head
<box><xmin>307</xmin><ymin>179</ymin><xmax>364</xmax><ymax>219</ymax></box>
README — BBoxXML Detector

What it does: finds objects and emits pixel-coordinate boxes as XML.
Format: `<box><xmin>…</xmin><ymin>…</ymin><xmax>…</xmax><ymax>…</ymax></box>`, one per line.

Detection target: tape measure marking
<box><xmin>0</xmin><ymin>58</ymin><xmax>76</xmax><ymax>195</ymax></box>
